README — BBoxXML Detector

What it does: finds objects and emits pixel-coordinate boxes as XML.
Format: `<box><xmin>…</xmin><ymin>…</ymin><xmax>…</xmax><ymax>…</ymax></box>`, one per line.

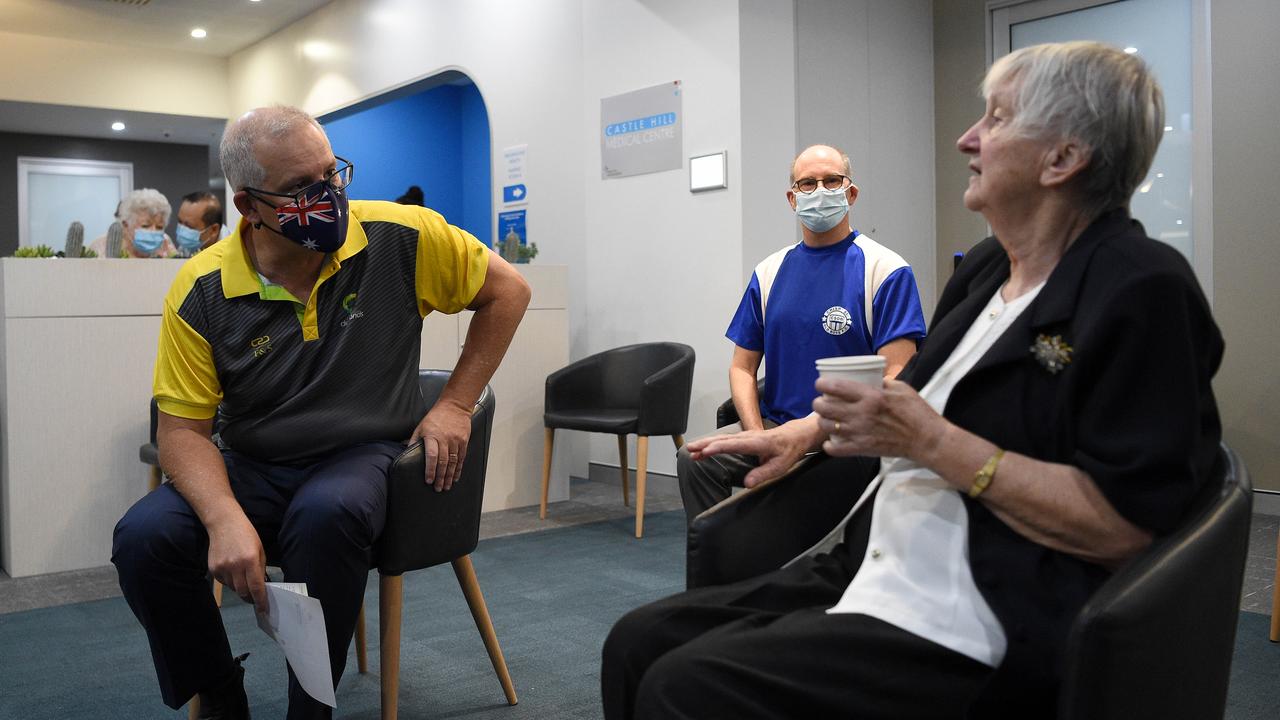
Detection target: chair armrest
<box><xmin>544</xmin><ymin>355</ymin><xmax>606</xmax><ymax>413</ymax></box>
<box><xmin>685</xmin><ymin>454</ymin><xmax>878</xmax><ymax>589</ymax></box>
<box><xmin>637</xmin><ymin>351</ymin><xmax>695</xmax><ymax>435</ymax></box>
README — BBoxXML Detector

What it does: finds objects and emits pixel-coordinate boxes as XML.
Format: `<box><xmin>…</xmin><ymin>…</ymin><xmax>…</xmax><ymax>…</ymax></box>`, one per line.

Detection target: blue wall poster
<box><xmin>497</xmin><ymin>209</ymin><xmax>527</xmax><ymax>260</ymax></box>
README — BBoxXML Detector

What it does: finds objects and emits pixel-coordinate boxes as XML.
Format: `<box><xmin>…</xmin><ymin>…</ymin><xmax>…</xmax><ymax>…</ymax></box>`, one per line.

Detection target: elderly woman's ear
<box><xmin>1040</xmin><ymin>140</ymin><xmax>1091</xmax><ymax>189</ymax></box>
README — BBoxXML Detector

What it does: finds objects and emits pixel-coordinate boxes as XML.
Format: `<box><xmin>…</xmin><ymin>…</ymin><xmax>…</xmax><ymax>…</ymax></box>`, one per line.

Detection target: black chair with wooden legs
<box><xmin>540</xmin><ymin>342</ymin><xmax>695</xmax><ymax>538</ymax></box>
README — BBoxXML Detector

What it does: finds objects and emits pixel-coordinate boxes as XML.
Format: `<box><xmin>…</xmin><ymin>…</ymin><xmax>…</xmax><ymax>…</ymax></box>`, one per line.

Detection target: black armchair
<box><xmin>541</xmin><ymin>342</ymin><xmax>695</xmax><ymax>537</ymax></box>
<box><xmin>375</xmin><ymin>369</ymin><xmax>516</xmax><ymax>718</ymax></box>
<box><xmin>713</xmin><ymin>376</ymin><xmax>766</xmax><ymax>429</ymax></box>
<box><xmin>685</xmin><ymin>444</ymin><xmax>1252</xmax><ymax>719</ymax></box>
<box><xmin>1057</xmin><ymin>444</ymin><xmax>1251</xmax><ymax>720</ymax></box>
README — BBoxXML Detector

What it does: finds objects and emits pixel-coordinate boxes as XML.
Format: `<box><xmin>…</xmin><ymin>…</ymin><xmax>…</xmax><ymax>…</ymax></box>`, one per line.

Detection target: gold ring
<box><xmin>834</xmin><ymin>421</ymin><xmax>841</xmax><ymax>433</ymax></box>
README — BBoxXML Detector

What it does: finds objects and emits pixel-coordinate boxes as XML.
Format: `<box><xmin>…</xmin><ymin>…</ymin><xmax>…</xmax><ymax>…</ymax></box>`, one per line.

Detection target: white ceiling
<box><xmin>0</xmin><ymin>0</ymin><xmax>337</xmax><ymax>169</ymax></box>
<box><xmin>0</xmin><ymin>0</ymin><xmax>337</xmax><ymax>57</ymax></box>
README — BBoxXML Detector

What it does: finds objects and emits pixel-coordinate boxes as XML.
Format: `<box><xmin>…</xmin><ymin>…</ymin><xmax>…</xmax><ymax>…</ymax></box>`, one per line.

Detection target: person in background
<box><xmin>174</xmin><ymin>190</ymin><xmax>225</xmax><ymax>257</ymax></box>
<box><xmin>395</xmin><ymin>185</ymin><xmax>425</xmax><ymax>206</ymax></box>
<box><xmin>677</xmin><ymin>144</ymin><xmax>927</xmax><ymax>524</ymax></box>
<box><xmin>90</xmin><ymin>188</ymin><xmax>179</xmax><ymax>258</ymax></box>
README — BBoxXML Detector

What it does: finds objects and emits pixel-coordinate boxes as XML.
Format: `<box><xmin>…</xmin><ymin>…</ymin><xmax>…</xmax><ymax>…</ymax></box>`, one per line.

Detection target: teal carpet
<box><xmin>1</xmin><ymin>510</ymin><xmax>1278</xmax><ymax>719</ymax></box>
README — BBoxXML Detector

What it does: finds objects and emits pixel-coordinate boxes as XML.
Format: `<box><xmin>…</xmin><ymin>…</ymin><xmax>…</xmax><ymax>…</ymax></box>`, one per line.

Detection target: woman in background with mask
<box><xmin>90</xmin><ymin>188</ymin><xmax>178</xmax><ymax>258</ymax></box>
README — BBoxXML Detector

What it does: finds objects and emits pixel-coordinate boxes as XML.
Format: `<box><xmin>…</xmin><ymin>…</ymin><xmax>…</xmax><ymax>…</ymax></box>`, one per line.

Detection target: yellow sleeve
<box><xmin>414</xmin><ymin>208</ymin><xmax>490</xmax><ymax>316</ymax></box>
<box><xmin>153</xmin><ymin>288</ymin><xmax>221</xmax><ymax>420</ymax></box>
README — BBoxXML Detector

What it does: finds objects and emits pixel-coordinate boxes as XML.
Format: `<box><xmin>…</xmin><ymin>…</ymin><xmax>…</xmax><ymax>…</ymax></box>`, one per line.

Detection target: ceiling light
<box><xmin>1156</xmin><ymin>172</ymin><xmax>1164</xmax><ymax>178</ymax></box>
<box><xmin>191</xmin><ymin>28</ymin><xmax>207</xmax><ymax>39</ymax></box>
<box><xmin>111</xmin><ymin>121</ymin><xmax>126</xmax><ymax>132</ymax></box>
<box><xmin>1164</xmin><ymin>126</ymin><xmax>1173</xmax><ymax>132</ymax></box>
<box><xmin>1124</xmin><ymin>46</ymin><xmax>1138</xmax><ymax>54</ymax></box>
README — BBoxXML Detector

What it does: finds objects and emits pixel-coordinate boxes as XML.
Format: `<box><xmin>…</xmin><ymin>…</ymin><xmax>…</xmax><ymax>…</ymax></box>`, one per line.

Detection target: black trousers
<box><xmin>112</xmin><ymin>441</ymin><xmax>401</xmax><ymax>719</ymax></box>
<box><xmin>602</xmin><ymin>515</ymin><xmax>994</xmax><ymax>719</ymax></box>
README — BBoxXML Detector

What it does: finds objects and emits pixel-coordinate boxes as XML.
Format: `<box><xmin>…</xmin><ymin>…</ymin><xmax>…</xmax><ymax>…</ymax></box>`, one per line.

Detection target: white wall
<box><xmin>581</xmin><ymin>0</ymin><xmax>745</xmax><ymax>475</ymax></box>
<box><xmin>796</xmin><ymin>0</ymin><xmax>937</xmax><ymax>315</ymax></box>
<box><xmin>0</xmin><ymin>30</ymin><xmax>228</xmax><ymax>118</ymax></box>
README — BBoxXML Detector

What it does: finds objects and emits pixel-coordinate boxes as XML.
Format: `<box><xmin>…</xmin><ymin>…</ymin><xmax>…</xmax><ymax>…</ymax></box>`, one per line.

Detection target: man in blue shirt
<box><xmin>678</xmin><ymin>144</ymin><xmax>926</xmax><ymax>521</ymax></box>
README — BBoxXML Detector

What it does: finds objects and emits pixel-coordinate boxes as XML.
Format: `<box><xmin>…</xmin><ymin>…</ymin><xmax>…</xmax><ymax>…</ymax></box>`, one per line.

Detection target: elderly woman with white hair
<box><xmin>602</xmin><ymin>41</ymin><xmax>1223</xmax><ymax>719</ymax></box>
<box><xmin>90</xmin><ymin>188</ymin><xmax>178</xmax><ymax>258</ymax></box>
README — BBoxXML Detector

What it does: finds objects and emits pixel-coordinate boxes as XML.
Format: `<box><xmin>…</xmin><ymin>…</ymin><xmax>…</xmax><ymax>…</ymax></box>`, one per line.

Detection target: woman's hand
<box><xmin>812</xmin><ymin>377</ymin><xmax>948</xmax><ymax>463</ymax></box>
<box><xmin>685</xmin><ymin>416</ymin><xmax>823</xmax><ymax>487</ymax></box>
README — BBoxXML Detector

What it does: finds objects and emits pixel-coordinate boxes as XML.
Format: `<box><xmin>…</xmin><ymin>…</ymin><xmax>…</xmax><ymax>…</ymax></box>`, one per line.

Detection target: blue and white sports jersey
<box><xmin>726</xmin><ymin>231</ymin><xmax>926</xmax><ymax>424</ymax></box>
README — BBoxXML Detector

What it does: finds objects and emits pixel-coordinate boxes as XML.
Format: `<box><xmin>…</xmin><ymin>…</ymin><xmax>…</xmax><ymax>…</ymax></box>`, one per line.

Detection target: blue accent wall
<box><xmin>320</xmin><ymin>81</ymin><xmax>491</xmax><ymax>245</ymax></box>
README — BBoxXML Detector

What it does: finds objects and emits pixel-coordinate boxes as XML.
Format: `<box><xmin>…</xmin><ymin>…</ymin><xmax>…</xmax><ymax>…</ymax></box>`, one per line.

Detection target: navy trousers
<box><xmin>112</xmin><ymin>441</ymin><xmax>403</xmax><ymax>719</ymax></box>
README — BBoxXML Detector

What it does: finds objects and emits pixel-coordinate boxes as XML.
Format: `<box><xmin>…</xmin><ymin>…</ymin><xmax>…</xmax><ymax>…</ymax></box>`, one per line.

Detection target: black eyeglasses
<box><xmin>245</xmin><ymin>156</ymin><xmax>354</xmax><ymax>209</ymax></box>
<box><xmin>791</xmin><ymin>174</ymin><xmax>849</xmax><ymax>194</ymax></box>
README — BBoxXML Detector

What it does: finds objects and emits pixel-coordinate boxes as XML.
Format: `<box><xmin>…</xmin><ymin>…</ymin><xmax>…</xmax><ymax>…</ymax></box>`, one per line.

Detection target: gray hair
<box><xmin>219</xmin><ymin>106</ymin><xmax>326</xmax><ymax>191</ymax></box>
<box><xmin>985</xmin><ymin>41</ymin><xmax>1165</xmax><ymax>217</ymax></box>
<box><xmin>790</xmin><ymin>144</ymin><xmax>852</xmax><ymax>185</ymax></box>
<box><xmin>119</xmin><ymin>188</ymin><xmax>171</xmax><ymax>226</ymax></box>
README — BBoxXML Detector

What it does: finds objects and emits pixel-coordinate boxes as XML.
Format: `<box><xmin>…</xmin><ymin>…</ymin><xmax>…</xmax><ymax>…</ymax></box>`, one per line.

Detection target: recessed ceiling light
<box><xmin>1124</xmin><ymin>46</ymin><xmax>1138</xmax><ymax>54</ymax></box>
<box><xmin>191</xmin><ymin>28</ymin><xmax>207</xmax><ymax>39</ymax></box>
<box><xmin>111</xmin><ymin>121</ymin><xmax>126</xmax><ymax>132</ymax></box>
<box><xmin>1164</xmin><ymin>126</ymin><xmax>1174</xmax><ymax>132</ymax></box>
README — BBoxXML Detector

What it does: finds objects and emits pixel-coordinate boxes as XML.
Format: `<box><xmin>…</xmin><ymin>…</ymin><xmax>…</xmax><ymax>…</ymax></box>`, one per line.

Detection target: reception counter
<box><xmin>0</xmin><ymin>258</ymin><xmax>567</xmax><ymax>578</ymax></box>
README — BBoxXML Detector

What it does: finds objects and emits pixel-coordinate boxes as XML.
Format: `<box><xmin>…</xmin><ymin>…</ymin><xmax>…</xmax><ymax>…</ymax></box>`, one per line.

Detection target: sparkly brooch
<box><xmin>1030</xmin><ymin>334</ymin><xmax>1073</xmax><ymax>374</ymax></box>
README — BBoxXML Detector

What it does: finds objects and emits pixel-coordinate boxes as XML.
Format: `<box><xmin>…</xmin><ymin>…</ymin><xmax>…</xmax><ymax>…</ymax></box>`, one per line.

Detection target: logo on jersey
<box><xmin>340</xmin><ymin>292</ymin><xmax>365</xmax><ymax>327</ymax></box>
<box><xmin>250</xmin><ymin>335</ymin><xmax>272</xmax><ymax>358</ymax></box>
<box><xmin>821</xmin><ymin>306</ymin><xmax>853</xmax><ymax>336</ymax></box>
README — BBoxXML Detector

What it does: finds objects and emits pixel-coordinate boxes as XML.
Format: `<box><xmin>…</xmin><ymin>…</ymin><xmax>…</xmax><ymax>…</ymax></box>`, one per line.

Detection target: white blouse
<box><xmin>826</xmin><ymin>279</ymin><xmax>1045</xmax><ymax>667</ymax></box>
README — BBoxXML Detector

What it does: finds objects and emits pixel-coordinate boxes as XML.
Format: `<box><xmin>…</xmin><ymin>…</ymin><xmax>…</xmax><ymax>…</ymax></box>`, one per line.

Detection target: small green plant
<box><xmin>516</xmin><ymin>242</ymin><xmax>539</xmax><ymax>263</ymax></box>
<box><xmin>79</xmin><ymin>247</ymin><xmax>98</xmax><ymax>258</ymax></box>
<box><xmin>14</xmin><ymin>244</ymin><xmax>56</xmax><ymax>258</ymax></box>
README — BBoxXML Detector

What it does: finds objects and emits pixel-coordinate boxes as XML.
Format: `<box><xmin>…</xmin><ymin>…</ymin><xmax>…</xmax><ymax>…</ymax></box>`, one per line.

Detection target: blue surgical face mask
<box><xmin>132</xmin><ymin>228</ymin><xmax>165</xmax><ymax>254</ymax></box>
<box><xmin>794</xmin><ymin>185</ymin><xmax>850</xmax><ymax>233</ymax></box>
<box><xmin>175</xmin><ymin>223</ymin><xmax>204</xmax><ymax>252</ymax></box>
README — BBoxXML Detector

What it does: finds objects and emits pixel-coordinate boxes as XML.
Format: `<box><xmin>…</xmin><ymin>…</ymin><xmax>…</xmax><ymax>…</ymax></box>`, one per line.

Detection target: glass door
<box><xmin>988</xmin><ymin>0</ymin><xmax>1213</xmax><ymax>299</ymax></box>
<box><xmin>17</xmin><ymin>157</ymin><xmax>133</xmax><ymax>251</ymax></box>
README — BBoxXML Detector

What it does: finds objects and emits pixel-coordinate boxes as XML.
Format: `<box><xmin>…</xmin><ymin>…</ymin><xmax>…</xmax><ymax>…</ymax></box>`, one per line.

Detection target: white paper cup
<box><xmin>815</xmin><ymin>355</ymin><xmax>886</xmax><ymax>388</ymax></box>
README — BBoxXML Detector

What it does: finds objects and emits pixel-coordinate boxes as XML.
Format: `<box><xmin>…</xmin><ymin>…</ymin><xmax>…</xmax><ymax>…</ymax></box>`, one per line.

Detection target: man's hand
<box><xmin>408</xmin><ymin>400</ymin><xmax>474</xmax><ymax>491</ymax></box>
<box><xmin>206</xmin><ymin>511</ymin><xmax>268</xmax><ymax>612</ymax></box>
<box><xmin>685</xmin><ymin>416</ymin><xmax>823</xmax><ymax>488</ymax></box>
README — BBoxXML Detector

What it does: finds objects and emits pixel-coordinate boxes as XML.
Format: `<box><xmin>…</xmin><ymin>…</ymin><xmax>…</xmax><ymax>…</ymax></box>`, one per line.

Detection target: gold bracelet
<box><xmin>967</xmin><ymin>449</ymin><xmax>1005</xmax><ymax>498</ymax></box>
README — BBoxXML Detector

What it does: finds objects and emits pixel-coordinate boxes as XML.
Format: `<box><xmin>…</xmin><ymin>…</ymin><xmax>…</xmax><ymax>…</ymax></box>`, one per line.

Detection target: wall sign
<box><xmin>600</xmin><ymin>80</ymin><xmax>682</xmax><ymax>179</ymax></box>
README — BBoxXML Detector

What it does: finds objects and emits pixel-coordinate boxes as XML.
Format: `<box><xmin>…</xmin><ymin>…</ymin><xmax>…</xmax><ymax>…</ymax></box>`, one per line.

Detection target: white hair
<box><xmin>219</xmin><ymin>106</ymin><xmax>326</xmax><ymax>191</ymax></box>
<box><xmin>985</xmin><ymin>41</ymin><xmax>1165</xmax><ymax>217</ymax></box>
<box><xmin>119</xmin><ymin>188</ymin><xmax>171</xmax><ymax>226</ymax></box>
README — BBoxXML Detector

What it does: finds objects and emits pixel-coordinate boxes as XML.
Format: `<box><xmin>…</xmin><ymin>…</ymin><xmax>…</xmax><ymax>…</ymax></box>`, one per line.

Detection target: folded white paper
<box><xmin>255</xmin><ymin>582</ymin><xmax>336</xmax><ymax>708</ymax></box>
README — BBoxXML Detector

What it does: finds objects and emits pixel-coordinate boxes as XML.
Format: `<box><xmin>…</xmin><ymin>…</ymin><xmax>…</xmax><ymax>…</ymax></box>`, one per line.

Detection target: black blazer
<box><xmin>899</xmin><ymin>209</ymin><xmax>1223</xmax><ymax>716</ymax></box>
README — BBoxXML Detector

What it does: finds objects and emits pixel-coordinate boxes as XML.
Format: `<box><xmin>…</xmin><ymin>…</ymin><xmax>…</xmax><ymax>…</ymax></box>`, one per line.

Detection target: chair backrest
<box><xmin>375</xmin><ymin>369</ymin><xmax>496</xmax><ymax>576</ymax></box>
<box><xmin>1057</xmin><ymin>444</ymin><xmax>1252</xmax><ymax>720</ymax></box>
<box><xmin>714</xmin><ymin>377</ymin><xmax>767</xmax><ymax>429</ymax></box>
<box><xmin>546</xmin><ymin>341</ymin><xmax>695</xmax><ymax>433</ymax></box>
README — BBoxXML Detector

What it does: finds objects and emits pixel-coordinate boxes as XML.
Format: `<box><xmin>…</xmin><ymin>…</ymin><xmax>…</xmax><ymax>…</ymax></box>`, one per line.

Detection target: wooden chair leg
<box><xmin>380</xmin><ymin>574</ymin><xmax>403</xmax><ymax>720</ymax></box>
<box><xmin>1270</xmin><ymin>527</ymin><xmax>1280</xmax><ymax>642</ymax></box>
<box><xmin>356</xmin><ymin>601</ymin><xmax>368</xmax><ymax>673</ymax></box>
<box><xmin>618</xmin><ymin>435</ymin><xmax>630</xmax><ymax>507</ymax></box>
<box><xmin>540</xmin><ymin>428</ymin><xmax>554</xmax><ymax>519</ymax></box>
<box><xmin>212</xmin><ymin>580</ymin><xmax>223</xmax><ymax>608</ymax></box>
<box><xmin>635</xmin><ymin>436</ymin><xmax>648</xmax><ymax>538</ymax></box>
<box><xmin>148</xmin><ymin>465</ymin><xmax>163</xmax><ymax>492</ymax></box>
<box><xmin>188</xmin><ymin>697</ymin><xmax>199</xmax><ymax>720</ymax></box>
<box><xmin>672</xmin><ymin>434</ymin><xmax>685</xmax><ymax>450</ymax></box>
<box><xmin>451</xmin><ymin>556</ymin><xmax>518</xmax><ymax>705</ymax></box>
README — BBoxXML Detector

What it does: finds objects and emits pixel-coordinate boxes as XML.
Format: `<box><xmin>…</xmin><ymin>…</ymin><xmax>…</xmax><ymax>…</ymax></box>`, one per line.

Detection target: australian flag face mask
<box><xmin>246</xmin><ymin>157</ymin><xmax>353</xmax><ymax>253</ymax></box>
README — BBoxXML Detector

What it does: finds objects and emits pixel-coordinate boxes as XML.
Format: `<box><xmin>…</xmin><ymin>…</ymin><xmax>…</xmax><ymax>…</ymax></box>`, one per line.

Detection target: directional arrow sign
<box><xmin>502</xmin><ymin>184</ymin><xmax>528</xmax><ymax>205</ymax></box>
